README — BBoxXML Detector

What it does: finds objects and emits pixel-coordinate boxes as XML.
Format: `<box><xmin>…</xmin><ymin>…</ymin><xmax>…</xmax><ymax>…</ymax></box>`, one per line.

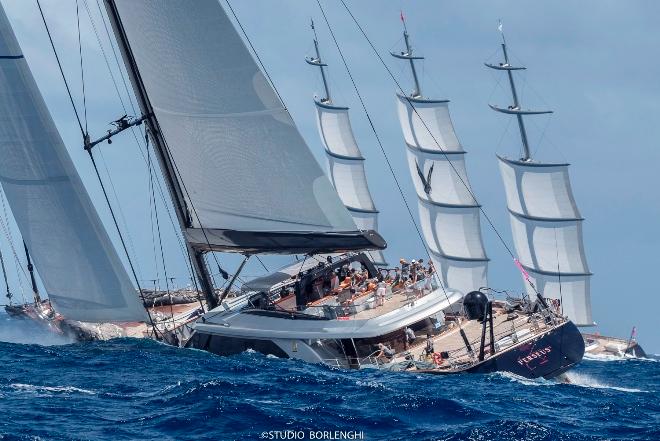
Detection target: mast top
<box><xmin>390</xmin><ymin>11</ymin><xmax>424</xmax><ymax>98</ymax></box>
<box><xmin>305</xmin><ymin>19</ymin><xmax>332</xmax><ymax>103</ymax></box>
<box><xmin>485</xmin><ymin>21</ymin><xmax>552</xmax><ymax>161</ymax></box>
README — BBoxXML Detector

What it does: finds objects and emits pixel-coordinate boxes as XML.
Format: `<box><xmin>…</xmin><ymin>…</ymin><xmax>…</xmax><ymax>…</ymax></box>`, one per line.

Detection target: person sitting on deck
<box><xmin>375</xmin><ymin>342</ymin><xmax>395</xmax><ymax>363</ymax></box>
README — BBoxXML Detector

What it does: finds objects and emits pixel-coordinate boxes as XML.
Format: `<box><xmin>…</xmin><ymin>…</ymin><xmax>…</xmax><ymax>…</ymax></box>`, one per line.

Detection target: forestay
<box><xmin>397</xmin><ymin>95</ymin><xmax>489</xmax><ymax>295</ymax></box>
<box><xmin>315</xmin><ymin>101</ymin><xmax>387</xmax><ymax>266</ymax></box>
<box><xmin>0</xmin><ymin>4</ymin><xmax>146</xmax><ymax>322</ymax></box>
<box><xmin>108</xmin><ymin>0</ymin><xmax>384</xmax><ymax>254</ymax></box>
<box><xmin>498</xmin><ymin>156</ymin><xmax>592</xmax><ymax>325</ymax></box>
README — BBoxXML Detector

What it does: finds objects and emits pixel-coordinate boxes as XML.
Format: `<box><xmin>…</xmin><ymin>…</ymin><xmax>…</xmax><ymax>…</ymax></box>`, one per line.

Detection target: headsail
<box><xmin>392</xmin><ymin>27</ymin><xmax>488</xmax><ymax>295</ymax></box>
<box><xmin>0</xmin><ymin>4</ymin><xmax>146</xmax><ymax>322</ymax></box>
<box><xmin>488</xmin><ymin>36</ymin><xmax>593</xmax><ymax>326</ymax></box>
<box><xmin>104</xmin><ymin>0</ymin><xmax>385</xmax><ymax>255</ymax></box>
<box><xmin>307</xmin><ymin>26</ymin><xmax>387</xmax><ymax>266</ymax></box>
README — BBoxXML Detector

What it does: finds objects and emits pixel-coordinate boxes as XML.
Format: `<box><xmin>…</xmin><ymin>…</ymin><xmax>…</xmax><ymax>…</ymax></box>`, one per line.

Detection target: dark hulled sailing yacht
<box><xmin>488</xmin><ymin>24</ymin><xmax>646</xmax><ymax>359</ymax></box>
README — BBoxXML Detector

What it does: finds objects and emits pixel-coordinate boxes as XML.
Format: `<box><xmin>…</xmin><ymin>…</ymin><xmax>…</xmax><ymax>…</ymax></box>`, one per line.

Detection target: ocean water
<box><xmin>0</xmin><ymin>314</ymin><xmax>658</xmax><ymax>441</ymax></box>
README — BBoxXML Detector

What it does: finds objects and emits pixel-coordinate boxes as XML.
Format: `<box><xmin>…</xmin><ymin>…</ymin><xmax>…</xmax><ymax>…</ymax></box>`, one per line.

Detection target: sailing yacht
<box><xmin>488</xmin><ymin>26</ymin><xmax>646</xmax><ymax>359</ymax></box>
<box><xmin>172</xmin><ymin>4</ymin><xmax>581</xmax><ymax>379</ymax></box>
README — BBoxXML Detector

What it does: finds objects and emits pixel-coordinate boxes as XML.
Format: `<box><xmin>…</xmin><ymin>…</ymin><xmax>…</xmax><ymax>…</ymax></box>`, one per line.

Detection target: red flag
<box><xmin>400</xmin><ymin>10</ymin><xmax>405</xmax><ymax>23</ymax></box>
<box><xmin>514</xmin><ymin>258</ymin><xmax>530</xmax><ymax>282</ymax></box>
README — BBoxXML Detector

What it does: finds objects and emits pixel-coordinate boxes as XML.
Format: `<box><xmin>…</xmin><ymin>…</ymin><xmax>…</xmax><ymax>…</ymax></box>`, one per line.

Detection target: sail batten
<box><xmin>0</xmin><ymin>4</ymin><xmax>147</xmax><ymax>322</ymax></box>
<box><xmin>106</xmin><ymin>0</ymin><xmax>384</xmax><ymax>254</ymax></box>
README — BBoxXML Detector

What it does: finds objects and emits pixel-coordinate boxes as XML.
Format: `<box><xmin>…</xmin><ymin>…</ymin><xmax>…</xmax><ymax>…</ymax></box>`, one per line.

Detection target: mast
<box><xmin>0</xmin><ymin>246</ymin><xmax>10</xmax><ymax>304</ymax></box>
<box><xmin>23</xmin><ymin>242</ymin><xmax>40</xmax><ymax>304</ymax></box>
<box><xmin>490</xmin><ymin>26</ymin><xmax>593</xmax><ymax>326</ymax></box>
<box><xmin>391</xmin><ymin>17</ymin><xmax>488</xmax><ymax>295</ymax></box>
<box><xmin>103</xmin><ymin>1</ymin><xmax>217</xmax><ymax>309</ymax></box>
<box><xmin>306</xmin><ymin>20</ymin><xmax>331</xmax><ymax>103</ymax></box>
<box><xmin>485</xmin><ymin>28</ymin><xmax>552</xmax><ymax>161</ymax></box>
<box><xmin>307</xmin><ymin>21</ymin><xmax>387</xmax><ymax>266</ymax></box>
<box><xmin>390</xmin><ymin>17</ymin><xmax>424</xmax><ymax>98</ymax></box>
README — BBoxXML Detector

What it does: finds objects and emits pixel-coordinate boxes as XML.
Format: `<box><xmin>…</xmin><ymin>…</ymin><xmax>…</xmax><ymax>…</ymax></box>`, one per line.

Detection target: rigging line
<box><xmin>90</xmin><ymin>0</ymin><xmax>189</xmax><ymax>264</ymax></box>
<box><xmin>224</xmin><ymin>0</ymin><xmax>287</xmax><ymax>110</ymax></box>
<box><xmin>256</xmin><ymin>256</ymin><xmax>269</xmax><ymax>273</ymax></box>
<box><xmin>0</xmin><ymin>191</ymin><xmax>28</xmax><ymax>303</ymax></box>
<box><xmin>339</xmin><ymin>0</ymin><xmax>516</xmax><ymax>261</ymax></box>
<box><xmin>315</xmin><ymin>1</ymin><xmax>454</xmax><ymax>306</ymax></box>
<box><xmin>86</xmin><ymin>1</ymin><xmax>195</xmax><ymax>284</ymax></box>
<box><xmin>148</xmin><ymin>145</ymin><xmax>177</xmax><ymax>328</ymax></box>
<box><xmin>82</xmin><ymin>0</ymin><xmax>127</xmax><ymax>111</ymax></box>
<box><xmin>35</xmin><ymin>0</ymin><xmax>84</xmax><ymax>137</ymax></box>
<box><xmin>147</xmin><ymin>142</ymin><xmax>162</xmax><ymax>294</ymax></box>
<box><xmin>554</xmin><ymin>228</ymin><xmax>564</xmax><ymax>317</ymax></box>
<box><xmin>79</xmin><ymin>1</ymin><xmax>145</xmax><ymax>272</ymax></box>
<box><xmin>530</xmin><ymin>113</ymin><xmax>553</xmax><ymax>158</ymax></box>
<box><xmin>145</xmin><ymin>130</ymin><xmax>204</xmax><ymax>311</ymax></box>
<box><xmin>75</xmin><ymin>0</ymin><xmax>88</xmax><ymax>133</ymax></box>
<box><xmin>86</xmin><ymin>149</ymin><xmax>160</xmax><ymax>337</ymax></box>
<box><xmin>96</xmin><ymin>148</ymin><xmax>143</xmax><ymax>278</ymax></box>
<box><xmin>0</xmin><ymin>190</ymin><xmax>27</xmax><ymax>278</ymax></box>
<box><xmin>0</xmin><ymin>247</ymin><xmax>11</xmax><ymax>303</ymax></box>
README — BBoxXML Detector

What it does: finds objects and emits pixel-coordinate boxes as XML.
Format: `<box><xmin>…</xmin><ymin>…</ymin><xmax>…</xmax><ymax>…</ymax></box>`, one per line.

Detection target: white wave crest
<box><xmin>497</xmin><ymin>371</ymin><xmax>555</xmax><ymax>387</ymax></box>
<box><xmin>9</xmin><ymin>383</ymin><xmax>95</xmax><ymax>395</ymax></box>
<box><xmin>584</xmin><ymin>352</ymin><xmax>658</xmax><ymax>363</ymax></box>
<box><xmin>497</xmin><ymin>371</ymin><xmax>646</xmax><ymax>393</ymax></box>
<box><xmin>562</xmin><ymin>372</ymin><xmax>646</xmax><ymax>393</ymax></box>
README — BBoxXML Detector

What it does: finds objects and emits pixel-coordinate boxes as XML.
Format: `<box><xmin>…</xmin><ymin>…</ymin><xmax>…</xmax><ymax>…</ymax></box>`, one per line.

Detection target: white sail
<box><xmin>396</xmin><ymin>95</ymin><xmax>488</xmax><ymax>294</ymax></box>
<box><xmin>315</xmin><ymin>101</ymin><xmax>387</xmax><ymax>266</ymax></box>
<box><xmin>107</xmin><ymin>0</ymin><xmax>383</xmax><ymax>254</ymax></box>
<box><xmin>0</xmin><ymin>5</ymin><xmax>146</xmax><ymax>322</ymax></box>
<box><xmin>498</xmin><ymin>156</ymin><xmax>593</xmax><ymax>325</ymax></box>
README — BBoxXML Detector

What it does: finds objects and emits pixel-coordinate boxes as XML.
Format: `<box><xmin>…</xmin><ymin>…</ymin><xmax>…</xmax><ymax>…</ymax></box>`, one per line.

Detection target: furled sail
<box><xmin>488</xmin><ymin>35</ymin><xmax>593</xmax><ymax>326</ymax></box>
<box><xmin>392</xmin><ymin>28</ymin><xmax>488</xmax><ymax>295</ymax></box>
<box><xmin>498</xmin><ymin>157</ymin><xmax>592</xmax><ymax>325</ymax></box>
<box><xmin>0</xmin><ymin>4</ymin><xmax>146</xmax><ymax>322</ymax></box>
<box><xmin>307</xmin><ymin>31</ymin><xmax>387</xmax><ymax>266</ymax></box>
<box><xmin>105</xmin><ymin>0</ymin><xmax>385</xmax><ymax>255</ymax></box>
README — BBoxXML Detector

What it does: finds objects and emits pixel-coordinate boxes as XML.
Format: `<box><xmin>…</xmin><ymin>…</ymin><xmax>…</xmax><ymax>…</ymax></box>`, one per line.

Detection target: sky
<box><xmin>1</xmin><ymin>1</ymin><xmax>658</xmax><ymax>353</ymax></box>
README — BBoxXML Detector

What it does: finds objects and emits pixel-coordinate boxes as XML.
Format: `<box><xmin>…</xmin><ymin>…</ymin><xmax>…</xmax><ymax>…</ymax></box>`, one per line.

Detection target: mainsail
<box><xmin>306</xmin><ymin>27</ymin><xmax>387</xmax><ymax>266</ymax></box>
<box><xmin>392</xmin><ymin>27</ymin><xmax>488</xmax><ymax>294</ymax></box>
<box><xmin>0</xmin><ymin>4</ymin><xmax>146</xmax><ymax>322</ymax></box>
<box><xmin>487</xmin><ymin>36</ymin><xmax>593</xmax><ymax>326</ymax></box>
<box><xmin>104</xmin><ymin>0</ymin><xmax>385</xmax><ymax>256</ymax></box>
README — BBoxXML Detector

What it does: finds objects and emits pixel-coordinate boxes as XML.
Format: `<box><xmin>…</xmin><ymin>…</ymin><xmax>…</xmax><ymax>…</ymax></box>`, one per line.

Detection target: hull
<box><xmin>463</xmin><ymin>320</ymin><xmax>584</xmax><ymax>379</ymax></box>
<box><xmin>4</xmin><ymin>300</ymin><xmax>201</xmax><ymax>343</ymax></box>
<box><xmin>187</xmin><ymin>319</ymin><xmax>585</xmax><ymax>380</ymax></box>
<box><xmin>583</xmin><ymin>332</ymin><xmax>647</xmax><ymax>359</ymax></box>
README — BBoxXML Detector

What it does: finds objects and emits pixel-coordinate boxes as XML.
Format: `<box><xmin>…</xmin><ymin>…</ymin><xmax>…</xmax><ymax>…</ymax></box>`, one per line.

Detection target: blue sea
<box><xmin>0</xmin><ymin>314</ymin><xmax>658</xmax><ymax>441</ymax></box>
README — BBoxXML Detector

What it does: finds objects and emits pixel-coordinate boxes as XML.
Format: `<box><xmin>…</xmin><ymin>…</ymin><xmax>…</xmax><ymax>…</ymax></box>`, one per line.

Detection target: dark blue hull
<box><xmin>424</xmin><ymin>320</ymin><xmax>585</xmax><ymax>379</ymax></box>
